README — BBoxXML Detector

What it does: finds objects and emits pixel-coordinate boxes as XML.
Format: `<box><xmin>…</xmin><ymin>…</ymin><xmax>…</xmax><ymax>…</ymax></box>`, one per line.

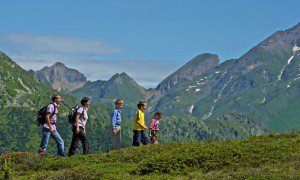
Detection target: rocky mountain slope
<box><xmin>148</xmin><ymin>23</ymin><xmax>300</xmax><ymax>132</ymax></box>
<box><xmin>30</xmin><ymin>62</ymin><xmax>87</xmax><ymax>92</ymax></box>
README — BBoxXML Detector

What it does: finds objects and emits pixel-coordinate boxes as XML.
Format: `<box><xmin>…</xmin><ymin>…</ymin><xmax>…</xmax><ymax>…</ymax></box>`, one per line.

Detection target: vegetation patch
<box><xmin>1</xmin><ymin>131</ymin><xmax>299</xmax><ymax>179</ymax></box>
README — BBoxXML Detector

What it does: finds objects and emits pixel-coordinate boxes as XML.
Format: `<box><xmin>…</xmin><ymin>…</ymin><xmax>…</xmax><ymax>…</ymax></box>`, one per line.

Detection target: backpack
<box><xmin>68</xmin><ymin>106</ymin><xmax>83</xmax><ymax>125</ymax></box>
<box><xmin>36</xmin><ymin>103</ymin><xmax>56</xmax><ymax>126</ymax></box>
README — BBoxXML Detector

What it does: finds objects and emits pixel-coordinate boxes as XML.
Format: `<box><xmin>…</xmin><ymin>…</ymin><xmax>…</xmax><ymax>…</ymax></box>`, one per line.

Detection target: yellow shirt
<box><xmin>133</xmin><ymin>109</ymin><xmax>145</xmax><ymax>130</ymax></box>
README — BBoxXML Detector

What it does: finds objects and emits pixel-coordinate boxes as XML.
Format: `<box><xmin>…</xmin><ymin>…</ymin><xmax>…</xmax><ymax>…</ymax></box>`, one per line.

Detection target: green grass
<box><xmin>1</xmin><ymin>131</ymin><xmax>299</xmax><ymax>179</ymax></box>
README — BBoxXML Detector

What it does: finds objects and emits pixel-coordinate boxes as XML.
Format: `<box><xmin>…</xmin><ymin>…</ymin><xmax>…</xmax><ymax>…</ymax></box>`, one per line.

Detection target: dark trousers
<box><xmin>68</xmin><ymin>126</ymin><xmax>90</xmax><ymax>156</ymax></box>
<box><xmin>132</xmin><ymin>130</ymin><xmax>149</xmax><ymax>146</ymax></box>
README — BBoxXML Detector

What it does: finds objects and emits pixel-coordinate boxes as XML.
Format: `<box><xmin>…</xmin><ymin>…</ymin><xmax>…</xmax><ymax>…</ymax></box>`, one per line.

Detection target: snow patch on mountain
<box><xmin>18</xmin><ymin>78</ymin><xmax>32</xmax><ymax>94</ymax></box>
<box><xmin>203</xmin><ymin>75</ymin><xmax>233</xmax><ymax>119</ymax></box>
<box><xmin>278</xmin><ymin>45</ymin><xmax>300</xmax><ymax>80</ymax></box>
<box><xmin>294</xmin><ymin>77</ymin><xmax>300</xmax><ymax>81</ymax></box>
<box><xmin>188</xmin><ymin>104</ymin><xmax>194</xmax><ymax>114</ymax></box>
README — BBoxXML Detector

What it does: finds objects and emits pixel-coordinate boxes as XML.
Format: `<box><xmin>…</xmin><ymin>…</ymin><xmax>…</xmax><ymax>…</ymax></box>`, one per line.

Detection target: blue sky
<box><xmin>0</xmin><ymin>0</ymin><xmax>299</xmax><ymax>88</ymax></box>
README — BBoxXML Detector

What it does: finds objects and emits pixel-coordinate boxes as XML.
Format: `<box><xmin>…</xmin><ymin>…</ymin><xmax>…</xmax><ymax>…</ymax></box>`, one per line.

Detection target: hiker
<box><xmin>132</xmin><ymin>100</ymin><xmax>149</xmax><ymax>146</ymax></box>
<box><xmin>38</xmin><ymin>93</ymin><xmax>65</xmax><ymax>157</ymax></box>
<box><xmin>149</xmin><ymin>111</ymin><xmax>163</xmax><ymax>144</ymax></box>
<box><xmin>109</xmin><ymin>99</ymin><xmax>124</xmax><ymax>151</ymax></box>
<box><xmin>68</xmin><ymin>97</ymin><xmax>91</xmax><ymax>156</ymax></box>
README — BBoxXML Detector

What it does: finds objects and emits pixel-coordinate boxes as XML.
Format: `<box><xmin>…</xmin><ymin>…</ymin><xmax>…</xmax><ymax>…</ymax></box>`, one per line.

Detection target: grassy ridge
<box><xmin>1</xmin><ymin>131</ymin><xmax>299</xmax><ymax>179</ymax></box>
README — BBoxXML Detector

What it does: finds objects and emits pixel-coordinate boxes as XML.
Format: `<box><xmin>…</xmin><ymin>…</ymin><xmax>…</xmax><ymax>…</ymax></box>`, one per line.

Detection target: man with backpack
<box><xmin>38</xmin><ymin>93</ymin><xmax>66</xmax><ymax>157</ymax></box>
<box><xmin>68</xmin><ymin>97</ymin><xmax>90</xmax><ymax>156</ymax></box>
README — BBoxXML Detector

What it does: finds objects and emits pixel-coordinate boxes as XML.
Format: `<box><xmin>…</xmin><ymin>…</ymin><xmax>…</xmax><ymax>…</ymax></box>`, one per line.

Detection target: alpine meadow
<box><xmin>0</xmin><ymin>1</ymin><xmax>300</xmax><ymax>179</ymax></box>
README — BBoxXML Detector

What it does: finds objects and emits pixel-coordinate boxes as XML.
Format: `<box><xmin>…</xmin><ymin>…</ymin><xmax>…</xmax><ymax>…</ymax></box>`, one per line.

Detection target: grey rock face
<box><xmin>32</xmin><ymin>62</ymin><xmax>87</xmax><ymax>92</ymax></box>
<box><xmin>156</xmin><ymin>53</ymin><xmax>220</xmax><ymax>94</ymax></box>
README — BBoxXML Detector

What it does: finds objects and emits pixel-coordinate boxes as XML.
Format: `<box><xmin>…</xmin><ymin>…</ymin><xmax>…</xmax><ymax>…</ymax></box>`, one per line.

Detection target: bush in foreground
<box><xmin>1</xmin><ymin>132</ymin><xmax>299</xmax><ymax>179</ymax></box>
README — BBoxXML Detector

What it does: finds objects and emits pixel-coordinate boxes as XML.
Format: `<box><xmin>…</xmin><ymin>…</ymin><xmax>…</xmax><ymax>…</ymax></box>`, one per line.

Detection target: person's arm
<box><xmin>111</xmin><ymin>111</ymin><xmax>117</xmax><ymax>135</ymax></box>
<box><xmin>46</xmin><ymin>105</ymin><xmax>54</xmax><ymax>134</ymax></box>
<box><xmin>46</xmin><ymin>113</ymin><xmax>54</xmax><ymax>134</ymax></box>
<box><xmin>75</xmin><ymin>112</ymin><xmax>81</xmax><ymax>134</ymax></box>
<box><xmin>148</xmin><ymin>119</ymin><xmax>154</xmax><ymax>137</ymax></box>
<box><xmin>136</xmin><ymin>118</ymin><xmax>147</xmax><ymax>129</ymax></box>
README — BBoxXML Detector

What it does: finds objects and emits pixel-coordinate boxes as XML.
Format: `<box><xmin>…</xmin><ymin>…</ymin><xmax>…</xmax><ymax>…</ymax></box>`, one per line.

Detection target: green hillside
<box><xmin>158</xmin><ymin>114</ymin><xmax>266</xmax><ymax>143</ymax></box>
<box><xmin>1</xmin><ymin>131</ymin><xmax>299</xmax><ymax>179</ymax></box>
<box><xmin>0</xmin><ymin>51</ymin><xmax>266</xmax><ymax>156</ymax></box>
<box><xmin>0</xmin><ymin>51</ymin><xmax>133</xmax><ymax>155</ymax></box>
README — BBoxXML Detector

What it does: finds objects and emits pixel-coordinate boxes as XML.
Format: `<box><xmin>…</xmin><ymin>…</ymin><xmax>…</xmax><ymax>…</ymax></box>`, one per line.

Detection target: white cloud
<box><xmin>0</xmin><ymin>33</ymin><xmax>122</xmax><ymax>55</ymax></box>
<box><xmin>4</xmin><ymin>52</ymin><xmax>177</xmax><ymax>88</ymax></box>
<box><xmin>0</xmin><ymin>33</ymin><xmax>179</xmax><ymax>88</ymax></box>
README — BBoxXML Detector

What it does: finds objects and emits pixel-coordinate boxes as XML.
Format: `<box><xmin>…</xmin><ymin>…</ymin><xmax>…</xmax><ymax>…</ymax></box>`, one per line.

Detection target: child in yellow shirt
<box><xmin>132</xmin><ymin>100</ymin><xmax>149</xmax><ymax>146</ymax></box>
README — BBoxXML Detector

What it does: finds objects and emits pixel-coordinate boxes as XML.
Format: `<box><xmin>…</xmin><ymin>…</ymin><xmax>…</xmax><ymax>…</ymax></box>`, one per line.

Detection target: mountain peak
<box><xmin>189</xmin><ymin>53</ymin><xmax>220</xmax><ymax>64</ymax></box>
<box><xmin>155</xmin><ymin>53</ymin><xmax>219</xmax><ymax>94</ymax></box>
<box><xmin>53</xmin><ymin>62</ymin><xmax>66</xmax><ymax>67</ymax></box>
<box><xmin>260</xmin><ymin>23</ymin><xmax>300</xmax><ymax>50</ymax></box>
<box><xmin>109</xmin><ymin>72</ymin><xmax>134</xmax><ymax>84</ymax></box>
<box><xmin>240</xmin><ymin>22</ymin><xmax>300</xmax><ymax>62</ymax></box>
<box><xmin>174</xmin><ymin>53</ymin><xmax>219</xmax><ymax>73</ymax></box>
<box><xmin>33</xmin><ymin>62</ymin><xmax>87</xmax><ymax>92</ymax></box>
<box><xmin>184</xmin><ymin>53</ymin><xmax>220</xmax><ymax>70</ymax></box>
<box><xmin>120</xmin><ymin>72</ymin><xmax>129</xmax><ymax>77</ymax></box>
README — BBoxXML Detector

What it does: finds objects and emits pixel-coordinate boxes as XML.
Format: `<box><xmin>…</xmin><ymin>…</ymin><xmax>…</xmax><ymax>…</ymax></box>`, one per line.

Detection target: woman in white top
<box><xmin>68</xmin><ymin>97</ymin><xmax>90</xmax><ymax>156</ymax></box>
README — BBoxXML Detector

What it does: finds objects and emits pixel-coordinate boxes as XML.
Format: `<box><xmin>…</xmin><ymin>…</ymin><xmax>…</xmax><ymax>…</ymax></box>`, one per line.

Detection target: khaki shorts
<box><xmin>115</xmin><ymin>125</ymin><xmax>121</xmax><ymax>131</ymax></box>
<box><xmin>111</xmin><ymin>125</ymin><xmax>121</xmax><ymax>150</ymax></box>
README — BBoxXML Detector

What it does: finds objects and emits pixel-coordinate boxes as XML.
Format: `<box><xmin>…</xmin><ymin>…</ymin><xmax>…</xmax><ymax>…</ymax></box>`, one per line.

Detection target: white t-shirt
<box><xmin>75</xmin><ymin>106</ymin><xmax>88</xmax><ymax>128</ymax></box>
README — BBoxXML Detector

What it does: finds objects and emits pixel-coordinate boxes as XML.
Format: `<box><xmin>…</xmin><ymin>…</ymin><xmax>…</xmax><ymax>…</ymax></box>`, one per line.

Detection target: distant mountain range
<box><xmin>29</xmin><ymin>23</ymin><xmax>300</xmax><ymax>132</ymax></box>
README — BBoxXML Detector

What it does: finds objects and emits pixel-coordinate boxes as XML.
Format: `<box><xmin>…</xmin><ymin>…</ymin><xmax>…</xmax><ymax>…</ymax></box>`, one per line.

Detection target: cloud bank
<box><xmin>0</xmin><ymin>33</ymin><xmax>179</xmax><ymax>88</ymax></box>
<box><xmin>0</xmin><ymin>33</ymin><xmax>121</xmax><ymax>55</ymax></box>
